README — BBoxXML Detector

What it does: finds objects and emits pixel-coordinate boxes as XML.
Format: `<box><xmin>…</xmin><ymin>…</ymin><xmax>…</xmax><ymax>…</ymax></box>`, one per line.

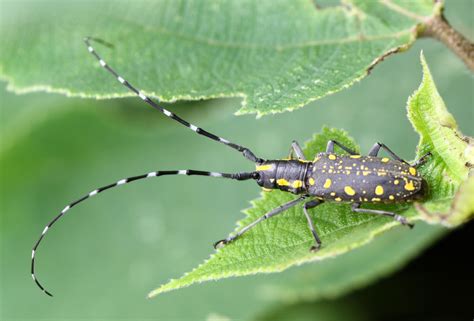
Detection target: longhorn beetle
<box><xmin>31</xmin><ymin>37</ymin><xmax>431</xmax><ymax>296</ymax></box>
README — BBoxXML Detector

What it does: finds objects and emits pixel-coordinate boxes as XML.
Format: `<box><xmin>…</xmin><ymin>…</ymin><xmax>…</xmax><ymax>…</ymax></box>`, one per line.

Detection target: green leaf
<box><xmin>408</xmin><ymin>52</ymin><xmax>471</xmax><ymax>185</ymax></box>
<box><xmin>0</xmin><ymin>0</ymin><xmax>440</xmax><ymax>116</ymax></box>
<box><xmin>254</xmin><ymin>221</ymin><xmax>445</xmax><ymax>303</ymax></box>
<box><xmin>407</xmin><ymin>52</ymin><xmax>474</xmax><ymax>226</ymax></box>
<box><xmin>148</xmin><ymin>52</ymin><xmax>473</xmax><ymax>297</ymax></box>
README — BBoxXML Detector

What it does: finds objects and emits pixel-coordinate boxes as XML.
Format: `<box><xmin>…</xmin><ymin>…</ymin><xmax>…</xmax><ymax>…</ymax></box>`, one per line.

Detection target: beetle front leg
<box><xmin>214</xmin><ymin>196</ymin><xmax>307</xmax><ymax>249</ymax></box>
<box><xmin>411</xmin><ymin>152</ymin><xmax>432</xmax><ymax>168</ymax></box>
<box><xmin>288</xmin><ymin>140</ymin><xmax>306</xmax><ymax>160</ymax></box>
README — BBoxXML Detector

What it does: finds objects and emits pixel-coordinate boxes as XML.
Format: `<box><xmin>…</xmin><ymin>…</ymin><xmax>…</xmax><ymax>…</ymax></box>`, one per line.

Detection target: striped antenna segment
<box><xmin>83</xmin><ymin>37</ymin><xmax>262</xmax><ymax>164</ymax></box>
<box><xmin>32</xmin><ymin>169</ymin><xmax>257</xmax><ymax>296</ymax></box>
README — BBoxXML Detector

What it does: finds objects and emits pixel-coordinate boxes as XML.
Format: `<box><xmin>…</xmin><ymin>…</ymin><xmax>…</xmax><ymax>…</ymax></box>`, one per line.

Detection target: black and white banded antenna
<box><xmin>83</xmin><ymin>37</ymin><xmax>263</xmax><ymax>164</ymax></box>
<box><xmin>31</xmin><ymin>170</ymin><xmax>258</xmax><ymax>296</ymax></box>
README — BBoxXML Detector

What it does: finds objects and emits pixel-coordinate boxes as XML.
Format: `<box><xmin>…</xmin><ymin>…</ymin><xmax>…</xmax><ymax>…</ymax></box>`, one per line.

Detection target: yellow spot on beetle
<box><xmin>323</xmin><ymin>178</ymin><xmax>332</xmax><ymax>189</ymax></box>
<box><xmin>309</xmin><ymin>178</ymin><xmax>315</xmax><ymax>185</ymax></box>
<box><xmin>394</xmin><ymin>179</ymin><xmax>399</xmax><ymax>185</ymax></box>
<box><xmin>328</xmin><ymin>154</ymin><xmax>336</xmax><ymax>160</ymax></box>
<box><xmin>292</xmin><ymin>180</ymin><xmax>303</xmax><ymax>188</ymax></box>
<box><xmin>335</xmin><ymin>197</ymin><xmax>342</xmax><ymax>202</ymax></box>
<box><xmin>389</xmin><ymin>195</ymin><xmax>395</xmax><ymax>200</ymax></box>
<box><xmin>409</xmin><ymin>167</ymin><xmax>417</xmax><ymax>175</ymax></box>
<box><xmin>372</xmin><ymin>197</ymin><xmax>381</xmax><ymax>202</ymax></box>
<box><xmin>256</xmin><ymin>164</ymin><xmax>272</xmax><ymax>171</ymax></box>
<box><xmin>375</xmin><ymin>185</ymin><xmax>384</xmax><ymax>195</ymax></box>
<box><xmin>344</xmin><ymin>186</ymin><xmax>356</xmax><ymax>196</ymax></box>
<box><xmin>381</xmin><ymin>157</ymin><xmax>389</xmax><ymax>163</ymax></box>
<box><xmin>262</xmin><ymin>188</ymin><xmax>272</xmax><ymax>192</ymax></box>
<box><xmin>276</xmin><ymin>179</ymin><xmax>290</xmax><ymax>186</ymax></box>
<box><xmin>350</xmin><ymin>155</ymin><xmax>361</xmax><ymax>158</ymax></box>
<box><xmin>404</xmin><ymin>180</ymin><xmax>415</xmax><ymax>191</ymax></box>
<box><xmin>330</xmin><ymin>192</ymin><xmax>336</xmax><ymax>196</ymax></box>
<box><xmin>362</xmin><ymin>171</ymin><xmax>371</xmax><ymax>176</ymax></box>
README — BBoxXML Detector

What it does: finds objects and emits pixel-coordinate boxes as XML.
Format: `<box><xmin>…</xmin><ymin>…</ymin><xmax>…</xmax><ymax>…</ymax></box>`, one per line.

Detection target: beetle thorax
<box><xmin>256</xmin><ymin>160</ymin><xmax>309</xmax><ymax>194</ymax></box>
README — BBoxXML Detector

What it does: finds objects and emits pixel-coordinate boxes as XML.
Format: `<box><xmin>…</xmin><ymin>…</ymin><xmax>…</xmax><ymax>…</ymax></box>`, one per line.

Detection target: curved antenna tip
<box><xmin>83</xmin><ymin>36</ymin><xmax>114</xmax><ymax>49</ymax></box>
<box><xmin>32</xmin><ymin>273</ymin><xmax>54</xmax><ymax>297</ymax></box>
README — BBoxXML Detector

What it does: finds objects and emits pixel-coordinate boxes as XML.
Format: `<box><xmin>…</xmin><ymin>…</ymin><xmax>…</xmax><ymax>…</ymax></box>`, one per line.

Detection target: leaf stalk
<box><xmin>421</xmin><ymin>11</ymin><xmax>474</xmax><ymax>71</ymax></box>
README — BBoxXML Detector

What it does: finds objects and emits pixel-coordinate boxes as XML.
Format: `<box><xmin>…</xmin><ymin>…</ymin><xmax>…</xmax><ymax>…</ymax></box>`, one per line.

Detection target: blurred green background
<box><xmin>1</xmin><ymin>1</ymin><xmax>473</xmax><ymax>320</ymax></box>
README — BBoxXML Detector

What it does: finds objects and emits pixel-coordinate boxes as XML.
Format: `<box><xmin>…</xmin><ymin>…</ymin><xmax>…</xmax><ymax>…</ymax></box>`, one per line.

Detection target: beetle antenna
<box><xmin>32</xmin><ymin>169</ymin><xmax>258</xmax><ymax>296</ymax></box>
<box><xmin>84</xmin><ymin>37</ymin><xmax>263</xmax><ymax>164</ymax></box>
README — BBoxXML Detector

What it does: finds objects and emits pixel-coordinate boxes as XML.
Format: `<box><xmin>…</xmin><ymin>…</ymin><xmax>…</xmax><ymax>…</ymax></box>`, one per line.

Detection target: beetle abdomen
<box><xmin>307</xmin><ymin>154</ymin><xmax>425</xmax><ymax>203</ymax></box>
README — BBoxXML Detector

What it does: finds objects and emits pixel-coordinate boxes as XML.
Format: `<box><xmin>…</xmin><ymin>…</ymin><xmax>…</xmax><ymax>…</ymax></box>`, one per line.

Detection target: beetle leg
<box><xmin>303</xmin><ymin>199</ymin><xmax>323</xmax><ymax>252</ymax></box>
<box><xmin>351</xmin><ymin>203</ymin><xmax>414</xmax><ymax>228</ymax></box>
<box><xmin>213</xmin><ymin>195</ymin><xmax>308</xmax><ymax>249</ymax></box>
<box><xmin>288</xmin><ymin>140</ymin><xmax>306</xmax><ymax>160</ymax></box>
<box><xmin>326</xmin><ymin>140</ymin><xmax>358</xmax><ymax>155</ymax></box>
<box><xmin>368</xmin><ymin>142</ymin><xmax>409</xmax><ymax>164</ymax></box>
<box><xmin>411</xmin><ymin>152</ymin><xmax>432</xmax><ymax>168</ymax></box>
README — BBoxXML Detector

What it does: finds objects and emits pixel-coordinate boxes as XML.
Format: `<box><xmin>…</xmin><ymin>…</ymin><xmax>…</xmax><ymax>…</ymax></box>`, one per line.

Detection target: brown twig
<box><xmin>421</xmin><ymin>11</ymin><xmax>474</xmax><ymax>71</ymax></box>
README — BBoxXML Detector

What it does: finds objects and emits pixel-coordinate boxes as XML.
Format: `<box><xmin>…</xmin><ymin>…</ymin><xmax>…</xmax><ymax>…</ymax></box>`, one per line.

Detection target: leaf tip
<box><xmin>419</xmin><ymin>50</ymin><xmax>431</xmax><ymax>82</ymax></box>
<box><xmin>147</xmin><ymin>286</ymin><xmax>166</xmax><ymax>299</ymax></box>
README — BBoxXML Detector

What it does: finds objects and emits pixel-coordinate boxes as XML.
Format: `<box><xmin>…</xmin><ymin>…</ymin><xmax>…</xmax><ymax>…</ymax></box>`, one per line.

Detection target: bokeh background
<box><xmin>1</xmin><ymin>1</ymin><xmax>473</xmax><ymax>320</ymax></box>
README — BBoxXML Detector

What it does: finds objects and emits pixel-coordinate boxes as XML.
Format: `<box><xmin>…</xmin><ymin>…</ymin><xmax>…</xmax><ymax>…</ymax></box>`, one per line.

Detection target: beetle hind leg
<box><xmin>368</xmin><ymin>142</ymin><xmax>409</xmax><ymax>164</ymax></box>
<box><xmin>351</xmin><ymin>203</ymin><xmax>414</xmax><ymax>228</ymax></box>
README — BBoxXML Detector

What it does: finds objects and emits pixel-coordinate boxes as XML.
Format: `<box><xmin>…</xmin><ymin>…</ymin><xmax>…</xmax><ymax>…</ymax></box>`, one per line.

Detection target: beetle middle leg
<box><xmin>214</xmin><ymin>195</ymin><xmax>308</xmax><ymax>249</ymax></box>
<box><xmin>350</xmin><ymin>203</ymin><xmax>414</xmax><ymax>228</ymax></box>
<box><xmin>326</xmin><ymin>140</ymin><xmax>358</xmax><ymax>155</ymax></box>
<box><xmin>302</xmin><ymin>199</ymin><xmax>323</xmax><ymax>252</ymax></box>
<box><xmin>288</xmin><ymin>140</ymin><xmax>306</xmax><ymax>160</ymax></box>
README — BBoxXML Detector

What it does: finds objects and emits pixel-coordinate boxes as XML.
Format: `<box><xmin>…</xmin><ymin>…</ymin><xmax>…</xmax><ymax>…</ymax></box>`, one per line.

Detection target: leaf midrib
<box><xmin>123</xmin><ymin>17</ymin><xmax>414</xmax><ymax>50</ymax></box>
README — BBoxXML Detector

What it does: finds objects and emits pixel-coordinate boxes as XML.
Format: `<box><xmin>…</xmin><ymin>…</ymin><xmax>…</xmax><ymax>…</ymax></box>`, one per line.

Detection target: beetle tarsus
<box><xmin>395</xmin><ymin>214</ymin><xmax>414</xmax><ymax>228</ymax></box>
